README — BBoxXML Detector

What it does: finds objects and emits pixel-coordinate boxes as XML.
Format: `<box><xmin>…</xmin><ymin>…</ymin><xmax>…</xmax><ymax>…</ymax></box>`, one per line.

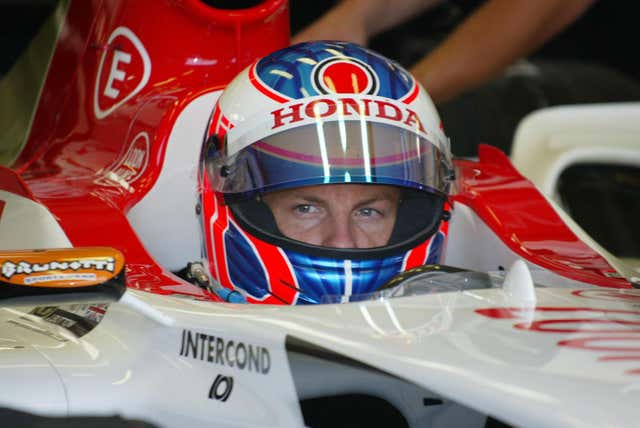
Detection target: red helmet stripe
<box><xmin>208</xmin><ymin>104</ymin><xmax>222</xmax><ymax>138</ymax></box>
<box><xmin>400</xmin><ymin>81</ymin><xmax>419</xmax><ymax>104</ymax></box>
<box><xmin>203</xmin><ymin>175</ymin><xmax>236</xmax><ymax>291</ymax></box>
<box><xmin>212</xmin><ymin>205</ymin><xmax>233</xmax><ymax>289</ymax></box>
<box><xmin>402</xmin><ymin>238</ymin><xmax>430</xmax><ymax>270</ymax></box>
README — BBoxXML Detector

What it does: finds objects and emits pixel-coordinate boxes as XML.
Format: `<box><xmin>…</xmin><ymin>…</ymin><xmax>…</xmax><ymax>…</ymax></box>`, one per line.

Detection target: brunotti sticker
<box><xmin>94</xmin><ymin>26</ymin><xmax>151</xmax><ymax>119</ymax></box>
<box><xmin>0</xmin><ymin>248</ymin><xmax>124</xmax><ymax>288</ymax></box>
<box><xmin>2</xmin><ymin>259</ymin><xmax>114</xmax><ymax>277</ymax></box>
<box><xmin>179</xmin><ymin>329</ymin><xmax>271</xmax><ymax>375</ymax></box>
<box><xmin>2</xmin><ymin>259</ymin><xmax>115</xmax><ymax>285</ymax></box>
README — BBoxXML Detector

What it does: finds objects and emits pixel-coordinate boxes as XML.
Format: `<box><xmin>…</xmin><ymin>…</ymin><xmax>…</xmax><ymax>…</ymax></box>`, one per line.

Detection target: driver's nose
<box><xmin>322</xmin><ymin>217</ymin><xmax>356</xmax><ymax>248</ymax></box>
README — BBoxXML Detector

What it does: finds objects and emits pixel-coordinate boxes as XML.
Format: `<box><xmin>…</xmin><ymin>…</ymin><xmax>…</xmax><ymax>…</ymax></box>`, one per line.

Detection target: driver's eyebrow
<box><xmin>287</xmin><ymin>189</ymin><xmax>399</xmax><ymax>206</ymax></box>
<box><xmin>288</xmin><ymin>193</ymin><xmax>327</xmax><ymax>204</ymax></box>
<box><xmin>290</xmin><ymin>194</ymin><xmax>390</xmax><ymax>205</ymax></box>
<box><xmin>354</xmin><ymin>194</ymin><xmax>398</xmax><ymax>209</ymax></box>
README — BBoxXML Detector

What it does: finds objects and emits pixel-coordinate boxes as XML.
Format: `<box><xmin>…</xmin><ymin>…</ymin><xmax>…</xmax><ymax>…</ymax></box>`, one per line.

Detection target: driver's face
<box><xmin>263</xmin><ymin>184</ymin><xmax>400</xmax><ymax>248</ymax></box>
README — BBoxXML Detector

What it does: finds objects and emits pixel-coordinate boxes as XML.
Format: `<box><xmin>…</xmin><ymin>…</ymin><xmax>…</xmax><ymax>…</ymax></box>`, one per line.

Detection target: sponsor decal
<box><xmin>5</xmin><ymin>304</ymin><xmax>109</xmax><ymax>342</ymax></box>
<box><xmin>312</xmin><ymin>56</ymin><xmax>379</xmax><ymax>95</ymax></box>
<box><xmin>572</xmin><ymin>289</ymin><xmax>640</xmax><ymax>303</ymax></box>
<box><xmin>0</xmin><ymin>248</ymin><xmax>124</xmax><ymax>288</ymax></box>
<box><xmin>271</xmin><ymin>95</ymin><xmax>425</xmax><ymax>134</ymax></box>
<box><xmin>476</xmin><ymin>306</ymin><xmax>640</xmax><ymax>375</ymax></box>
<box><xmin>95</xmin><ymin>131</ymin><xmax>150</xmax><ymax>190</ymax></box>
<box><xmin>94</xmin><ymin>26</ymin><xmax>151</xmax><ymax>119</ymax></box>
<box><xmin>2</xmin><ymin>259</ymin><xmax>113</xmax><ymax>285</ymax></box>
<box><xmin>3</xmin><ymin>259</ymin><xmax>114</xmax><ymax>280</ymax></box>
<box><xmin>30</xmin><ymin>303</ymin><xmax>109</xmax><ymax>337</ymax></box>
<box><xmin>209</xmin><ymin>374</ymin><xmax>234</xmax><ymax>402</ymax></box>
<box><xmin>179</xmin><ymin>329</ymin><xmax>271</xmax><ymax>375</ymax></box>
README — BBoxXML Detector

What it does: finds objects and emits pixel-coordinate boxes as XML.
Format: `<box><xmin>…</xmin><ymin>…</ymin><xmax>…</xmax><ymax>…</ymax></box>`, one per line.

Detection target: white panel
<box><xmin>0</xmin><ymin>190</ymin><xmax>71</xmax><ymax>250</ymax></box>
<box><xmin>39</xmin><ymin>291</ymin><xmax>306</xmax><ymax>427</ymax></box>
<box><xmin>511</xmin><ymin>102</ymin><xmax>640</xmax><ymax>198</ymax></box>
<box><xmin>289</xmin><ymin>353</ymin><xmax>486</xmax><ymax>428</ymax></box>
<box><xmin>0</xmin><ymin>307</ymin><xmax>68</xmax><ymax>414</ymax></box>
<box><xmin>127</xmin><ymin>91</ymin><xmax>222</xmax><ymax>271</ymax></box>
<box><xmin>3</xmin><ymin>285</ymin><xmax>640</xmax><ymax>427</ymax></box>
<box><xmin>444</xmin><ymin>202</ymin><xmax>589</xmax><ymax>288</ymax></box>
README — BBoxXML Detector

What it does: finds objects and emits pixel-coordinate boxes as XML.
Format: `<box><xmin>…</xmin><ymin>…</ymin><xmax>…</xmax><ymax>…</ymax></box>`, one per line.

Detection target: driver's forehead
<box><xmin>265</xmin><ymin>184</ymin><xmax>400</xmax><ymax>204</ymax></box>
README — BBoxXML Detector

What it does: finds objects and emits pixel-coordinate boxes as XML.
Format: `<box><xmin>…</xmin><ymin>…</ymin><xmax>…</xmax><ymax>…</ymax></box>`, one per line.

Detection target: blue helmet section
<box><xmin>284</xmin><ymin>250</ymin><xmax>406</xmax><ymax>304</ymax></box>
<box><xmin>255</xmin><ymin>41</ymin><xmax>414</xmax><ymax>100</ymax></box>
<box><xmin>224</xmin><ymin>221</ymin><xmax>448</xmax><ymax>305</ymax></box>
<box><xmin>225</xmin><ymin>222</ymin><xmax>270</xmax><ymax>299</ymax></box>
<box><xmin>426</xmin><ymin>231</ymin><xmax>445</xmax><ymax>265</ymax></box>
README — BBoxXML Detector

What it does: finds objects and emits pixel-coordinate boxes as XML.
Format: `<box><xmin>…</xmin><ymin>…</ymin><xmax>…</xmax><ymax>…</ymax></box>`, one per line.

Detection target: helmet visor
<box><xmin>205</xmin><ymin>120</ymin><xmax>452</xmax><ymax>197</ymax></box>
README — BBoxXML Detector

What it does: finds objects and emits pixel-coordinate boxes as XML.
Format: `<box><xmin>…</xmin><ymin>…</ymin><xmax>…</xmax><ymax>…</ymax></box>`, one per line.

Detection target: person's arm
<box><xmin>411</xmin><ymin>0</ymin><xmax>596</xmax><ymax>103</ymax></box>
<box><xmin>292</xmin><ymin>0</ymin><xmax>441</xmax><ymax>46</ymax></box>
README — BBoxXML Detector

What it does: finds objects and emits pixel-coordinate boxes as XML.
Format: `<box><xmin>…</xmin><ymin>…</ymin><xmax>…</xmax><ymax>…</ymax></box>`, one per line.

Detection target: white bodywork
<box><xmin>512</xmin><ymin>102</ymin><xmax>640</xmax><ymax>202</ymax></box>
<box><xmin>2</xmin><ymin>95</ymin><xmax>639</xmax><ymax>428</ymax></box>
<box><xmin>126</xmin><ymin>92</ymin><xmax>221</xmax><ymax>271</ymax></box>
<box><xmin>0</xmin><ymin>283</ymin><xmax>638</xmax><ymax>428</ymax></box>
<box><xmin>0</xmin><ymin>190</ymin><xmax>71</xmax><ymax>251</ymax></box>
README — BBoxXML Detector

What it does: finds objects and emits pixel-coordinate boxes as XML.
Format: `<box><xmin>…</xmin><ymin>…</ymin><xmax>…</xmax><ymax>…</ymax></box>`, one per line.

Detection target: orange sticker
<box><xmin>0</xmin><ymin>247</ymin><xmax>125</xmax><ymax>288</ymax></box>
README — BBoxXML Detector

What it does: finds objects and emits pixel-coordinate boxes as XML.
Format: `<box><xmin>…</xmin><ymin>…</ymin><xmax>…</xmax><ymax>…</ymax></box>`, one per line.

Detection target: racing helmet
<box><xmin>199</xmin><ymin>41</ymin><xmax>454</xmax><ymax>304</ymax></box>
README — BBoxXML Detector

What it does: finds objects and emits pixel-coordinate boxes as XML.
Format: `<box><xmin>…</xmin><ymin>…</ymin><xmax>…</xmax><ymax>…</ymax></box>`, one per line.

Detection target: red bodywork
<box><xmin>1</xmin><ymin>0</ymin><xmax>631</xmax><ymax>301</ymax></box>
<box><xmin>455</xmin><ymin>146</ymin><xmax>630</xmax><ymax>288</ymax></box>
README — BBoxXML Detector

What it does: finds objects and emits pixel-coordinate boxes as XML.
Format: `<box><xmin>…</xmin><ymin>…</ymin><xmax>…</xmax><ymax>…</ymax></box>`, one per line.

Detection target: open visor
<box><xmin>205</xmin><ymin>120</ymin><xmax>453</xmax><ymax>198</ymax></box>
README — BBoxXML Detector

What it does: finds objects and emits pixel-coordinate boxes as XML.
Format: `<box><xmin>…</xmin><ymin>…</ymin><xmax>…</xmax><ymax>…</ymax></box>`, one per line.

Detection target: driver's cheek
<box><xmin>353</xmin><ymin>218</ymin><xmax>393</xmax><ymax>248</ymax></box>
<box><xmin>288</xmin><ymin>218</ymin><xmax>327</xmax><ymax>246</ymax></box>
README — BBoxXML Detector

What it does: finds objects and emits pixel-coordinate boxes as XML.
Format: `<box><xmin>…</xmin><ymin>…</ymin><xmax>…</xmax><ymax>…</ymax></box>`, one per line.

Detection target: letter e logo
<box><xmin>94</xmin><ymin>27</ymin><xmax>151</xmax><ymax>119</ymax></box>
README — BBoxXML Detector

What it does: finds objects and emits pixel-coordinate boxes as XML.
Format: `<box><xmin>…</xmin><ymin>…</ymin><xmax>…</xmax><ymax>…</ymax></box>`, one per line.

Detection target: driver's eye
<box><xmin>295</xmin><ymin>204</ymin><xmax>317</xmax><ymax>214</ymax></box>
<box><xmin>356</xmin><ymin>208</ymin><xmax>380</xmax><ymax>217</ymax></box>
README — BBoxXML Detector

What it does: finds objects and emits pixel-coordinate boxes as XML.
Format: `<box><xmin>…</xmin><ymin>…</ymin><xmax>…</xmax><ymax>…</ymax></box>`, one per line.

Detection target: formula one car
<box><xmin>0</xmin><ymin>1</ymin><xmax>639</xmax><ymax>427</ymax></box>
